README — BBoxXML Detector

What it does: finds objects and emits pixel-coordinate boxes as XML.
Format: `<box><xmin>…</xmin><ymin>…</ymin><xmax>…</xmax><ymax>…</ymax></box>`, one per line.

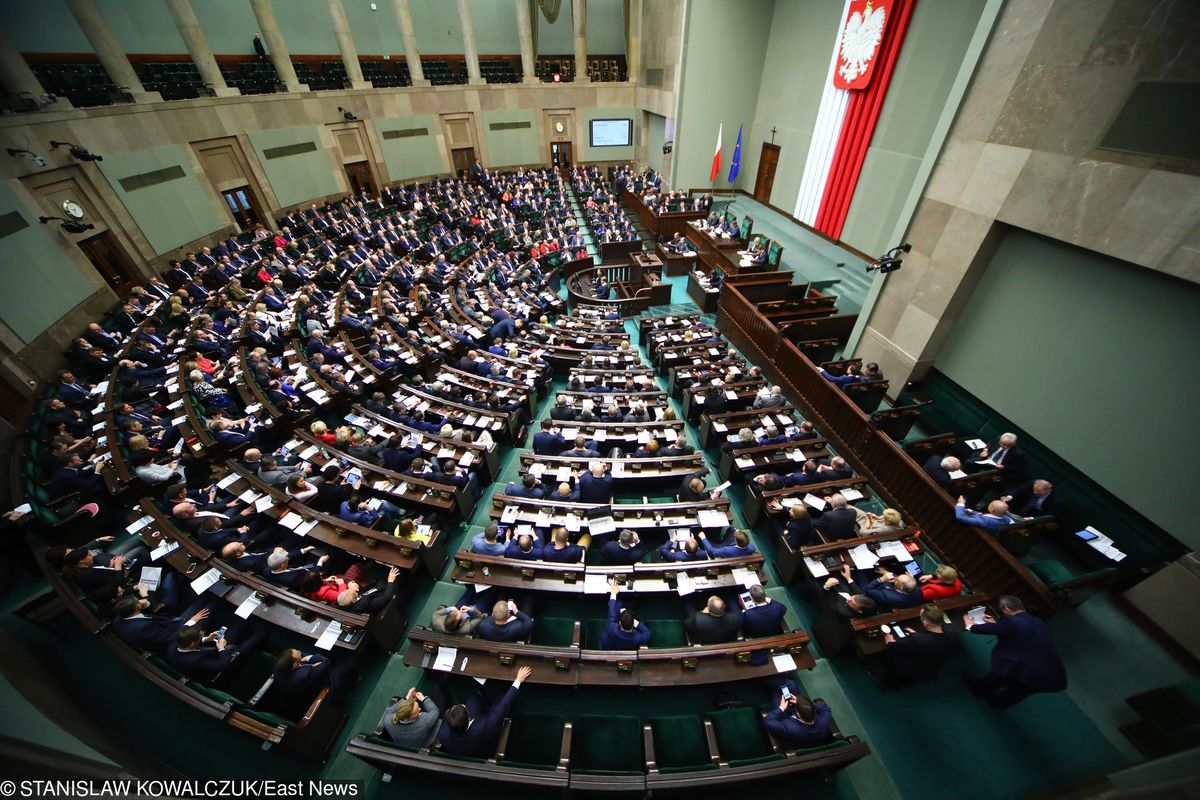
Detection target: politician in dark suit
<box><xmin>922</xmin><ymin>455</ymin><xmax>960</xmax><ymax>489</ymax></box>
<box><xmin>963</xmin><ymin>595</ymin><xmax>1067</xmax><ymax>708</ymax></box>
<box><xmin>684</xmin><ymin>596</ymin><xmax>741</xmax><ymax>644</ymax></box>
<box><xmin>437</xmin><ymin>666</ymin><xmax>531</xmax><ymax>757</ymax></box>
<box><xmin>741</xmin><ymin>585</ymin><xmax>787</xmax><ymax>638</ymax></box>
<box><xmin>1002</xmin><ymin>479</ymin><xmax>1064</xmax><ymax>519</ymax></box>
<box><xmin>813</xmin><ymin>494</ymin><xmax>859</xmax><ymax>541</ymax></box>
<box><xmin>110</xmin><ymin>594</ymin><xmax>214</xmax><ymax>654</ymax></box>
<box><xmin>475</xmin><ymin>600</ymin><xmax>534</xmax><ymax>642</ymax></box>
<box><xmin>879</xmin><ymin>603</ymin><xmax>959</xmax><ymax>689</ymax></box>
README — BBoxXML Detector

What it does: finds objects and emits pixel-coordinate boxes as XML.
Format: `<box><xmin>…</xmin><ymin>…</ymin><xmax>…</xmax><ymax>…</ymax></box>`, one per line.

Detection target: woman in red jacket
<box><xmin>300</xmin><ymin>562</ymin><xmax>369</xmax><ymax>605</ymax></box>
<box><xmin>919</xmin><ymin>565</ymin><xmax>963</xmax><ymax>600</ymax></box>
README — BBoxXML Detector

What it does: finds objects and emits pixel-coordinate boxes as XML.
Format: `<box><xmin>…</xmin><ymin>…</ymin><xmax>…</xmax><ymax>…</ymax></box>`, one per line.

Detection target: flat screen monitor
<box><xmin>589</xmin><ymin>118</ymin><xmax>633</xmax><ymax>148</ymax></box>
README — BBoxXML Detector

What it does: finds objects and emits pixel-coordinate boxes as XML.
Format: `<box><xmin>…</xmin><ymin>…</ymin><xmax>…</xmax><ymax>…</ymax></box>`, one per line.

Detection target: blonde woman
<box><xmin>855</xmin><ymin>507</ymin><xmax>906</xmax><ymax>536</ymax></box>
<box><xmin>311</xmin><ymin>420</ymin><xmax>336</xmax><ymax>444</ymax></box>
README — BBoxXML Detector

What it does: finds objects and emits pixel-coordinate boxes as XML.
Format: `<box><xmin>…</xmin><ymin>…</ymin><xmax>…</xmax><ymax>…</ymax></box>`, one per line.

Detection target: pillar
<box><xmin>392</xmin><ymin>0</ymin><xmax>428</xmax><ymax>86</ymax></box>
<box><xmin>0</xmin><ymin>27</ymin><xmax>73</xmax><ymax>108</ymax></box>
<box><xmin>572</xmin><ymin>0</ymin><xmax>589</xmax><ymax>83</ymax></box>
<box><xmin>626</xmin><ymin>0</ymin><xmax>640</xmax><ymax>83</ymax></box>
<box><xmin>328</xmin><ymin>0</ymin><xmax>368</xmax><ymax>89</ymax></box>
<box><xmin>165</xmin><ymin>0</ymin><xmax>239</xmax><ymax>97</ymax></box>
<box><xmin>64</xmin><ymin>0</ymin><xmax>160</xmax><ymax>102</ymax></box>
<box><xmin>515</xmin><ymin>0</ymin><xmax>538</xmax><ymax>84</ymax></box>
<box><xmin>248</xmin><ymin>0</ymin><xmax>307</xmax><ymax>92</ymax></box>
<box><xmin>457</xmin><ymin>0</ymin><xmax>483</xmax><ymax>85</ymax></box>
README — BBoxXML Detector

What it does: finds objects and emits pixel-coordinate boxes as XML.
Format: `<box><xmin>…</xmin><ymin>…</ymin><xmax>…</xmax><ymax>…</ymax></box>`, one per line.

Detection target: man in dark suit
<box><xmin>504</xmin><ymin>474</ymin><xmax>546</xmax><ymax>499</ymax></box>
<box><xmin>599</xmin><ymin>582</ymin><xmax>652</xmax><ymax>649</ymax></box>
<box><xmin>963</xmin><ymin>595</ymin><xmax>1067</xmax><ymax>708</ymax></box>
<box><xmin>820</xmin><ymin>564</ymin><xmax>877</xmax><ymax>620</ymax></box>
<box><xmin>110</xmin><ymin>594</ymin><xmax>213</xmax><ymax>654</ymax></box>
<box><xmin>661</xmin><ymin>436</ymin><xmax>695</xmax><ymax>457</ymax></box>
<box><xmin>577</xmin><ymin>461</ymin><xmax>613</xmax><ymax>503</ymax></box>
<box><xmin>972</xmin><ymin>433</ymin><xmax>1025</xmax><ymax>475</ymax></box>
<box><xmin>922</xmin><ymin>455</ymin><xmax>960</xmax><ymax>489</ymax></box>
<box><xmin>864</xmin><ymin>569</ymin><xmax>924</xmax><ymax>610</ymax></box>
<box><xmin>273</xmin><ymin>649</ymin><xmax>358</xmax><ymax>699</ymax></box>
<box><xmin>741</xmin><ymin>585</ymin><xmax>787</xmax><ymax>638</ymax></box>
<box><xmin>1002</xmin><ymin>479</ymin><xmax>1063</xmax><ymax>519</ymax></box>
<box><xmin>684</xmin><ymin>596</ymin><xmax>741</xmax><ymax>644</ymax></box>
<box><xmin>599</xmin><ymin>529</ymin><xmax>644</xmax><ymax>565</ymax></box>
<box><xmin>813</xmin><ymin>494</ymin><xmax>858</xmax><ymax>540</ymax></box>
<box><xmin>475</xmin><ymin>600</ymin><xmax>534</xmax><ymax>643</ymax></box>
<box><xmin>763</xmin><ymin>683</ymin><xmax>834</xmax><ymax>750</ymax></box>
<box><xmin>532</xmin><ymin>426</ymin><xmax>568</xmax><ymax>456</ymax></box>
<box><xmin>167</xmin><ymin>621</ymin><xmax>265</xmax><ymax>683</ymax></box>
<box><xmin>437</xmin><ymin>666</ymin><xmax>531</xmax><ymax>757</ymax></box>
<box><xmin>878</xmin><ymin>603</ymin><xmax>959</xmax><ymax>689</ymax></box>
<box><xmin>549</xmin><ymin>397</ymin><xmax>578</xmax><ymax>421</ymax></box>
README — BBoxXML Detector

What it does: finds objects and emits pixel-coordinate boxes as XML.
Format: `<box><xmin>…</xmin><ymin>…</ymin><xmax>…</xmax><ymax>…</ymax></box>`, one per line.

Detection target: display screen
<box><xmin>589</xmin><ymin>119</ymin><xmax>633</xmax><ymax>147</ymax></box>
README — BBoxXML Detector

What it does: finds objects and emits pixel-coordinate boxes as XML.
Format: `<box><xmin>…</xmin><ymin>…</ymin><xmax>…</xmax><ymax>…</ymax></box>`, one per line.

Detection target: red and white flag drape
<box><xmin>709</xmin><ymin>122</ymin><xmax>723</xmax><ymax>183</ymax></box>
<box><xmin>794</xmin><ymin>0</ymin><xmax>914</xmax><ymax>239</ymax></box>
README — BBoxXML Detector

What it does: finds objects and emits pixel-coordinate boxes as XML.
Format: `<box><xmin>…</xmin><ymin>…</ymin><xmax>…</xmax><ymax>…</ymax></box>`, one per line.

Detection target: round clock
<box><xmin>554</xmin><ymin>121</ymin><xmax>565</xmax><ymax>134</ymax></box>
<box><xmin>62</xmin><ymin>199</ymin><xmax>85</xmax><ymax>219</ymax></box>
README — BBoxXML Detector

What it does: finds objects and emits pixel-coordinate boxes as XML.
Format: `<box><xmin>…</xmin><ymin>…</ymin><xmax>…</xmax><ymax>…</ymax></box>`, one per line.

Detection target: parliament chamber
<box><xmin>0</xmin><ymin>1</ymin><xmax>1197</xmax><ymax>799</ymax></box>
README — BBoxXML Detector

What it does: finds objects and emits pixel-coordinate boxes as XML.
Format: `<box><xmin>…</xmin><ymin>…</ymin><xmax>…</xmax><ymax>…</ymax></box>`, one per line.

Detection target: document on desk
<box><xmin>278</xmin><ymin>512</ymin><xmax>303</xmax><ymax>530</ymax></box>
<box><xmin>772</xmin><ymin>653</ymin><xmax>798</xmax><ymax>673</ymax></box>
<box><xmin>139</xmin><ymin>566</ymin><xmax>162</xmax><ymax>592</ymax></box>
<box><xmin>712</xmin><ymin>422</ymin><xmax>729</xmax><ymax>433</ymax></box>
<box><xmin>501</xmin><ymin>505</ymin><xmax>520</xmax><ymax>524</ymax></box>
<box><xmin>876</xmin><ymin>541</ymin><xmax>913</xmax><ymax>562</ymax></box>
<box><xmin>235</xmin><ymin>593</ymin><xmax>263</xmax><ymax>620</ymax></box>
<box><xmin>804</xmin><ymin>556</ymin><xmax>830</xmax><ymax>578</ymax></box>
<box><xmin>556</xmin><ymin>466</ymin><xmax>573</xmax><ymax>483</ymax></box>
<box><xmin>431</xmin><ymin>646</ymin><xmax>458</xmax><ymax>672</ymax></box>
<box><xmin>725</xmin><ymin>390</ymin><xmax>739</xmax><ymax>401</ymax></box>
<box><xmin>295</xmin><ymin>518</ymin><xmax>320</xmax><ymax>537</ymax></box>
<box><xmin>190</xmin><ymin>567</ymin><xmax>222</xmax><ymax>596</ymax></box>
<box><xmin>528</xmin><ymin>463</ymin><xmax>547</xmax><ymax>479</ymax></box>
<box><xmin>848</xmin><ymin>544</ymin><xmax>879</xmax><ymax>570</ymax></box>
<box><xmin>697</xmin><ymin>509</ymin><xmax>730</xmax><ymax>529</ymax></box>
<box><xmin>965</xmin><ymin>438</ymin><xmax>986</xmax><ymax>451</ymax></box>
<box><xmin>840</xmin><ymin>488</ymin><xmax>865</xmax><ymax>502</ymax></box>
<box><xmin>255</xmin><ymin>495</ymin><xmax>275</xmax><ymax>513</ymax></box>
<box><xmin>584</xmin><ymin>573</ymin><xmax>611</xmax><ymax>594</ymax></box>
<box><xmin>459</xmin><ymin>452</ymin><xmax>474</xmax><ymax>468</ymax></box>
<box><xmin>675</xmin><ymin>572</ymin><xmax>696</xmax><ymax>596</ymax></box>
<box><xmin>315</xmin><ymin>620</ymin><xmax>343</xmax><ymax>651</ymax></box>
<box><xmin>560</xmin><ymin>427</ymin><xmax>580</xmax><ymax>440</ymax></box>
<box><xmin>732</xmin><ymin>566</ymin><xmax>759</xmax><ymax>589</ymax></box>
<box><xmin>803</xmin><ymin>494</ymin><xmax>827</xmax><ymax>511</ymax></box>
<box><xmin>948</xmin><ymin>469</ymin><xmax>968</xmax><ymax>480</ymax></box>
<box><xmin>565</xmin><ymin>515</ymin><xmax>581</xmax><ymax>532</ymax></box>
<box><xmin>734</xmin><ymin>457</ymin><xmax>756</xmax><ymax>470</ymax></box>
<box><xmin>150</xmin><ymin>540</ymin><xmax>179</xmax><ymax>561</ymax></box>
<box><xmin>126</xmin><ymin>514</ymin><xmax>154</xmax><ymax>534</ymax></box>
<box><xmin>589</xmin><ymin>516</ymin><xmax>616</xmax><ymax>536</ymax></box>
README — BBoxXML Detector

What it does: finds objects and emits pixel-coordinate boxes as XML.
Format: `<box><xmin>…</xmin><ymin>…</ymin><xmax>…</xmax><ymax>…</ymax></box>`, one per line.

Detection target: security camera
<box><xmin>337</xmin><ymin>106</ymin><xmax>358</xmax><ymax>121</ymax></box>
<box><xmin>662</xmin><ymin>141</ymin><xmax>673</xmax><ymax>155</ymax></box>
<box><xmin>866</xmin><ymin>243</ymin><xmax>912</xmax><ymax>274</ymax></box>
<box><xmin>6</xmin><ymin>147</ymin><xmax>47</xmax><ymax>168</ymax></box>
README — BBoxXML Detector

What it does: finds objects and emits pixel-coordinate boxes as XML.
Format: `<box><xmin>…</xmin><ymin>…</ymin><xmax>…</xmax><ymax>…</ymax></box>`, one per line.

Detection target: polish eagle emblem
<box><xmin>837</xmin><ymin>1</ymin><xmax>888</xmax><ymax>89</ymax></box>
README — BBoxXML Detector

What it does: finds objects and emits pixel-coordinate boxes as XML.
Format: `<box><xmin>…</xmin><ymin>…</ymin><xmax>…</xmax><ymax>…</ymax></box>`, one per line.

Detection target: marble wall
<box><xmin>857</xmin><ymin>0</ymin><xmax>1200</xmax><ymax>388</ymax></box>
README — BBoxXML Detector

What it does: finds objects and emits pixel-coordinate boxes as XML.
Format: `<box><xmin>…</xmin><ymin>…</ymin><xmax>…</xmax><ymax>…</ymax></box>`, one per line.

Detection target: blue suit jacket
<box><xmin>578</xmin><ymin>472</ymin><xmax>613</xmax><ymax>503</ymax></box>
<box><xmin>971</xmin><ymin>613</ymin><xmax>1067</xmax><ymax>691</ymax></box>
<box><xmin>864</xmin><ymin>578</ymin><xmax>924</xmax><ymax>611</ymax></box>
<box><xmin>763</xmin><ymin>696</ymin><xmax>833</xmax><ymax>750</ymax></box>
<box><xmin>741</xmin><ymin>600</ymin><xmax>787</xmax><ymax>638</ymax></box>
<box><xmin>599</xmin><ymin>598</ymin><xmax>652</xmax><ymax>649</ymax></box>
<box><xmin>437</xmin><ymin>684</ymin><xmax>520</xmax><ymax>757</ymax></box>
<box><xmin>476</xmin><ymin>611</ymin><xmax>533</xmax><ymax>643</ymax></box>
<box><xmin>955</xmin><ymin>504</ymin><xmax>1012</xmax><ymax>533</ymax></box>
<box><xmin>532</xmin><ymin>431</ymin><xmax>568</xmax><ymax>456</ymax></box>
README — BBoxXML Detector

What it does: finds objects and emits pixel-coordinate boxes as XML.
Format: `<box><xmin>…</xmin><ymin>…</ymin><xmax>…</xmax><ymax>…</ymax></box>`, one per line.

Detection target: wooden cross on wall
<box><xmin>770</xmin><ymin>126</ymin><xmax>777</xmax><ymax>144</ymax></box>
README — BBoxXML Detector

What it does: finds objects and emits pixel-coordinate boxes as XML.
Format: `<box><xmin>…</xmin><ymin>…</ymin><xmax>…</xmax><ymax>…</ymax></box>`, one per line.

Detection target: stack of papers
<box><xmin>315</xmin><ymin>620</ymin><xmax>343</xmax><ymax>651</ymax></box>
<box><xmin>847</xmin><ymin>544</ymin><xmax>879</xmax><ymax>569</ymax></box>
<box><xmin>431</xmin><ymin>646</ymin><xmax>458</xmax><ymax>672</ymax></box>
<box><xmin>876</xmin><ymin>540</ymin><xmax>913</xmax><ymax>562</ymax></box>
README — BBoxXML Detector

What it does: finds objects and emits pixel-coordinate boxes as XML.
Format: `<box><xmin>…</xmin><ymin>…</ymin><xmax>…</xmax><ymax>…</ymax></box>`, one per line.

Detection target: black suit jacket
<box><xmin>1006</xmin><ymin>480</ymin><xmax>1064</xmax><ymax>518</ymax></box>
<box><xmin>684</xmin><ymin>609</ymin><xmax>741</xmax><ymax>644</ymax></box>
<box><xmin>814</xmin><ymin>507</ymin><xmax>858</xmax><ymax>541</ymax></box>
<box><xmin>922</xmin><ymin>455</ymin><xmax>952</xmax><ymax>488</ymax></box>
<box><xmin>886</xmin><ymin>628</ymin><xmax>959</xmax><ymax>682</ymax></box>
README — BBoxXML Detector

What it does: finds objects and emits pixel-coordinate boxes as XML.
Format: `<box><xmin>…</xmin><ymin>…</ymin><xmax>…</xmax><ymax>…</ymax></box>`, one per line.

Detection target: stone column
<box><xmin>391</xmin><ymin>0</ymin><xmax>428</xmax><ymax>86</ymax></box>
<box><xmin>0</xmin><ymin>27</ymin><xmax>73</xmax><ymax>108</ymax></box>
<box><xmin>248</xmin><ymin>0</ymin><xmax>307</xmax><ymax>92</ymax></box>
<box><xmin>572</xmin><ymin>0</ymin><xmax>589</xmax><ymax>83</ymax></box>
<box><xmin>164</xmin><ymin>0</ymin><xmax>239</xmax><ymax>97</ymax></box>
<box><xmin>626</xmin><ymin>0</ymin><xmax>640</xmax><ymax>83</ymax></box>
<box><xmin>515</xmin><ymin>0</ymin><xmax>538</xmax><ymax>84</ymax></box>
<box><xmin>327</xmin><ymin>0</ymin><xmax>368</xmax><ymax>89</ymax></box>
<box><xmin>457</xmin><ymin>0</ymin><xmax>483</xmax><ymax>85</ymax></box>
<box><xmin>64</xmin><ymin>0</ymin><xmax>160</xmax><ymax>101</ymax></box>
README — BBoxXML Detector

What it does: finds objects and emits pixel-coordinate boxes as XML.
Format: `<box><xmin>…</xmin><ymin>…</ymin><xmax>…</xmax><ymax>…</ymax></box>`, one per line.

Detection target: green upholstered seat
<box><xmin>430</xmin><ymin>749</ymin><xmax>487</xmax><ymax>764</ymax></box>
<box><xmin>571</xmin><ymin>715</ymin><xmax>644</xmax><ymax>773</ymax></box>
<box><xmin>645</xmin><ymin>619</ymin><xmax>687</xmax><ymax>649</ymax></box>
<box><xmin>499</xmin><ymin>712</ymin><xmax>565</xmax><ymax>769</ymax></box>
<box><xmin>1028</xmin><ymin>559</ymin><xmax>1074</xmax><ymax>586</ymax></box>
<box><xmin>648</xmin><ymin>715</ymin><xmax>712</xmax><ymax>770</ymax></box>
<box><xmin>147</xmin><ymin>654</ymin><xmax>186</xmax><ymax>681</ymax></box>
<box><xmin>583</xmin><ymin>618</ymin><xmax>607</xmax><ymax>650</ymax></box>
<box><xmin>531</xmin><ymin>616</ymin><xmax>575</xmax><ymax>647</ymax></box>
<box><xmin>707</xmin><ymin>707</ymin><xmax>775</xmax><ymax>762</ymax></box>
<box><xmin>189</xmin><ymin>682</ymin><xmax>240</xmax><ymax>706</ymax></box>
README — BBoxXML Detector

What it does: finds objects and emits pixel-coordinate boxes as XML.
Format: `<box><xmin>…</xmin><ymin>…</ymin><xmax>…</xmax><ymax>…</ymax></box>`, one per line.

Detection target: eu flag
<box><xmin>727</xmin><ymin>124</ymin><xmax>743</xmax><ymax>183</ymax></box>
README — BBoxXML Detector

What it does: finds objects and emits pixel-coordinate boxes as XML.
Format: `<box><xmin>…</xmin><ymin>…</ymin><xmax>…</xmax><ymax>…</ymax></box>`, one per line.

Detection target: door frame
<box><xmin>450</xmin><ymin>147</ymin><xmax>476</xmax><ymax>177</ymax></box>
<box><xmin>76</xmin><ymin>230</ymin><xmax>141</xmax><ymax>296</ymax></box>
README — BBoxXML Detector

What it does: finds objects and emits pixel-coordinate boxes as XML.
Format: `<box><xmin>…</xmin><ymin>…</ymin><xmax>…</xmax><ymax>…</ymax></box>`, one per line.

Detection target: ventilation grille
<box><xmin>118</xmin><ymin>165</ymin><xmax>186</xmax><ymax>192</ymax></box>
<box><xmin>0</xmin><ymin>211</ymin><xmax>28</xmax><ymax>238</ymax></box>
<box><xmin>382</xmin><ymin>127</ymin><xmax>430</xmax><ymax>140</ymax></box>
<box><xmin>645</xmin><ymin>68</ymin><xmax>664</xmax><ymax>87</ymax></box>
<box><xmin>489</xmin><ymin>121</ymin><xmax>532</xmax><ymax>131</ymax></box>
<box><xmin>262</xmin><ymin>141</ymin><xmax>319</xmax><ymax>160</ymax></box>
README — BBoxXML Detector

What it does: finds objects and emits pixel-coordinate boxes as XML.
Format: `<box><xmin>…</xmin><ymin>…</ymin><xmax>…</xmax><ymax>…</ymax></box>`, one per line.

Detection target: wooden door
<box><xmin>551</xmin><ymin>141</ymin><xmax>572</xmax><ymax>168</ymax></box>
<box><xmin>76</xmin><ymin>231</ymin><xmax>140</xmax><ymax>295</ymax></box>
<box><xmin>221</xmin><ymin>187</ymin><xmax>263</xmax><ymax>231</ymax></box>
<box><xmin>451</xmin><ymin>147</ymin><xmax>476</xmax><ymax>177</ymax></box>
<box><xmin>754</xmin><ymin>143</ymin><xmax>780</xmax><ymax>204</ymax></box>
<box><xmin>344</xmin><ymin>161</ymin><xmax>376</xmax><ymax>196</ymax></box>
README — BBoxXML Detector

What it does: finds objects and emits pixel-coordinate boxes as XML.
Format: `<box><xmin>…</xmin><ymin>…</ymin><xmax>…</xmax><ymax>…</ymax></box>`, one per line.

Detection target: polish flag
<box><xmin>709</xmin><ymin>123</ymin><xmax>723</xmax><ymax>183</ymax></box>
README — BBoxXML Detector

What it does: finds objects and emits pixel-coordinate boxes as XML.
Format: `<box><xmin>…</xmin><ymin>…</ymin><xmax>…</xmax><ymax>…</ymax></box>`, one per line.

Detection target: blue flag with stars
<box><xmin>727</xmin><ymin>124</ymin><xmax>743</xmax><ymax>183</ymax></box>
